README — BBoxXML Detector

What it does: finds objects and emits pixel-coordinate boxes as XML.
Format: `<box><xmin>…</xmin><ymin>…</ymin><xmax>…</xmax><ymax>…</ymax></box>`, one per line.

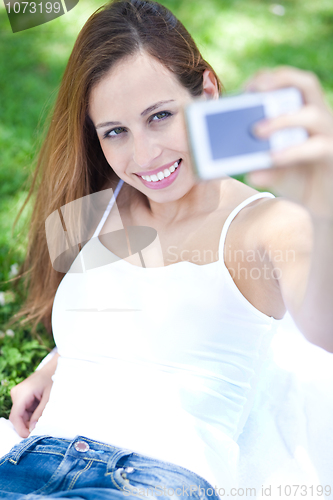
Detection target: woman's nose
<box><xmin>132</xmin><ymin>134</ymin><xmax>162</xmax><ymax>169</ymax></box>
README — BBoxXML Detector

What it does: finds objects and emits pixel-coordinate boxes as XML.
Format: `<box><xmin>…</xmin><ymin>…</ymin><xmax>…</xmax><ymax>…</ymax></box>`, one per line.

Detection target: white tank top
<box><xmin>32</xmin><ymin>181</ymin><xmax>278</xmax><ymax>491</ymax></box>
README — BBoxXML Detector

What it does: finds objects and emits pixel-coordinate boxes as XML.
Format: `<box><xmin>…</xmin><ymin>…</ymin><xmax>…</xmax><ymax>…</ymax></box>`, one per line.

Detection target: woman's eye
<box><xmin>151</xmin><ymin>111</ymin><xmax>172</xmax><ymax>121</ymax></box>
<box><xmin>104</xmin><ymin>127</ymin><xmax>125</xmax><ymax>138</ymax></box>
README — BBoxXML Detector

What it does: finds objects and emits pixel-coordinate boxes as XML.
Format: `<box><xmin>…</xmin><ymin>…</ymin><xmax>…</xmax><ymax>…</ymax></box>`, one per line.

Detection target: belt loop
<box><xmin>9</xmin><ymin>435</ymin><xmax>51</xmax><ymax>465</ymax></box>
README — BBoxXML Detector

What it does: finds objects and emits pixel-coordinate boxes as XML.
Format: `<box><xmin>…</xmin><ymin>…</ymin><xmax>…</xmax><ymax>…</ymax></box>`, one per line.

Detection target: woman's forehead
<box><xmin>89</xmin><ymin>52</ymin><xmax>191</xmax><ymax>119</ymax></box>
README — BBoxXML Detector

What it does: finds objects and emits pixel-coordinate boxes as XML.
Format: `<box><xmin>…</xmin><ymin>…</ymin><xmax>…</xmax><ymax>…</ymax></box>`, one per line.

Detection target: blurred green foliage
<box><xmin>0</xmin><ymin>0</ymin><xmax>333</xmax><ymax>417</ymax></box>
<box><xmin>0</xmin><ymin>328</ymin><xmax>52</xmax><ymax>418</ymax></box>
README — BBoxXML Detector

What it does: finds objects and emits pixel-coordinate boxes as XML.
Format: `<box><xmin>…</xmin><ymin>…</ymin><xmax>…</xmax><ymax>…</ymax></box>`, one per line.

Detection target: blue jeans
<box><xmin>0</xmin><ymin>436</ymin><xmax>219</xmax><ymax>500</ymax></box>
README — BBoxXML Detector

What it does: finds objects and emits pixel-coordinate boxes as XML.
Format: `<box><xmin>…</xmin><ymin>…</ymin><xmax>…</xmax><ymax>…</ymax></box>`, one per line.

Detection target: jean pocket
<box><xmin>0</xmin><ymin>437</ymin><xmax>67</xmax><ymax>496</ymax></box>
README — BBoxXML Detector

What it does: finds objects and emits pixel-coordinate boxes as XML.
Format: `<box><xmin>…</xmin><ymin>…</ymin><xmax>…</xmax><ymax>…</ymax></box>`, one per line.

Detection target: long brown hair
<box><xmin>15</xmin><ymin>0</ymin><xmax>223</xmax><ymax>333</ymax></box>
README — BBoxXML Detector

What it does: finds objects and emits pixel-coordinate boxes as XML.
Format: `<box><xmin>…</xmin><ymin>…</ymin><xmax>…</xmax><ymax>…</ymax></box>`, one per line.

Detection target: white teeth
<box><xmin>141</xmin><ymin>160</ymin><xmax>180</xmax><ymax>182</ymax></box>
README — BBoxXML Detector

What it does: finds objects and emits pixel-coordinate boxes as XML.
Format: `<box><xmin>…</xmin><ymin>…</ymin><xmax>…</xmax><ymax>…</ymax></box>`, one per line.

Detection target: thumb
<box><xmin>29</xmin><ymin>385</ymin><xmax>52</xmax><ymax>432</ymax></box>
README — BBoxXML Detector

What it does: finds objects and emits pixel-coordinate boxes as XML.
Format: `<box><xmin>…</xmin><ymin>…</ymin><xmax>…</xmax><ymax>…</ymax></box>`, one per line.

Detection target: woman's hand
<box><xmin>244</xmin><ymin>66</ymin><xmax>333</xmax><ymax>218</ymax></box>
<box><xmin>9</xmin><ymin>352</ymin><xmax>59</xmax><ymax>438</ymax></box>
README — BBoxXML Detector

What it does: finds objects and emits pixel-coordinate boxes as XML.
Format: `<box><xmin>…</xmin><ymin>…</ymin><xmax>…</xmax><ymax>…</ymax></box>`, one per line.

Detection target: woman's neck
<box><xmin>127</xmin><ymin>178</ymin><xmax>228</xmax><ymax>229</ymax></box>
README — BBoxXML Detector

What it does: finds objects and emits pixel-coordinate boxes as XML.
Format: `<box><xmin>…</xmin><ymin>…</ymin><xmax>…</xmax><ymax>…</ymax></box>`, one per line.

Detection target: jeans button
<box><xmin>125</xmin><ymin>467</ymin><xmax>134</xmax><ymax>473</ymax></box>
<box><xmin>74</xmin><ymin>441</ymin><xmax>90</xmax><ymax>452</ymax></box>
<box><xmin>121</xmin><ymin>472</ymin><xmax>130</xmax><ymax>483</ymax></box>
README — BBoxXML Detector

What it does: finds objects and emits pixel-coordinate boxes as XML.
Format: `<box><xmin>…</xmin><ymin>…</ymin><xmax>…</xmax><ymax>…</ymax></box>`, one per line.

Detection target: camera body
<box><xmin>185</xmin><ymin>87</ymin><xmax>308</xmax><ymax>179</ymax></box>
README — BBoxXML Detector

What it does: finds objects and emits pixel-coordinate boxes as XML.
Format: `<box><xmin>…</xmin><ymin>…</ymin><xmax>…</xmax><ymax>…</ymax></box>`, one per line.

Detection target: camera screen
<box><xmin>206</xmin><ymin>105</ymin><xmax>270</xmax><ymax>160</ymax></box>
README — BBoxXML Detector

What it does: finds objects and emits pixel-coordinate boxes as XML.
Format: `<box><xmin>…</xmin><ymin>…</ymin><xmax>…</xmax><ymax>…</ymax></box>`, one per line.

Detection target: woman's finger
<box><xmin>270</xmin><ymin>135</ymin><xmax>333</xmax><ymax>169</ymax></box>
<box><xmin>9</xmin><ymin>403</ymin><xmax>31</xmax><ymax>438</ymax></box>
<box><xmin>29</xmin><ymin>384</ymin><xmax>52</xmax><ymax>432</ymax></box>
<box><xmin>244</xmin><ymin>66</ymin><xmax>329</xmax><ymax>110</ymax></box>
<box><xmin>247</xmin><ymin>138</ymin><xmax>333</xmax><ymax>216</ymax></box>
<box><xmin>254</xmin><ymin>104</ymin><xmax>333</xmax><ymax>138</ymax></box>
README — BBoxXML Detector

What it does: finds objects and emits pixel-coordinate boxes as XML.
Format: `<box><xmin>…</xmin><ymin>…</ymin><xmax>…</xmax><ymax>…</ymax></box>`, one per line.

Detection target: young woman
<box><xmin>1</xmin><ymin>0</ymin><xmax>333</xmax><ymax>497</ymax></box>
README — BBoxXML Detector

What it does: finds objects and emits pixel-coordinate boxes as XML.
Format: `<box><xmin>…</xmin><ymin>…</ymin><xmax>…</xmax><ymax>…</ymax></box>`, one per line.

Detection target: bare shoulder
<box><xmin>223</xmin><ymin>191</ymin><xmax>313</xmax><ymax>319</ymax></box>
<box><xmin>214</xmin><ymin>177</ymin><xmax>259</xmax><ymax>211</ymax></box>
<box><xmin>244</xmin><ymin>195</ymin><xmax>313</xmax><ymax>254</ymax></box>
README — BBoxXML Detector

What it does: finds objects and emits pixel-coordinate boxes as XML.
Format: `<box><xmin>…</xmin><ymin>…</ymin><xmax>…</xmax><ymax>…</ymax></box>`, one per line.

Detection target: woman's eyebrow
<box><xmin>95</xmin><ymin>100</ymin><xmax>175</xmax><ymax>130</ymax></box>
<box><xmin>96</xmin><ymin>120</ymin><xmax>121</xmax><ymax>130</ymax></box>
<box><xmin>141</xmin><ymin>100</ymin><xmax>175</xmax><ymax>117</ymax></box>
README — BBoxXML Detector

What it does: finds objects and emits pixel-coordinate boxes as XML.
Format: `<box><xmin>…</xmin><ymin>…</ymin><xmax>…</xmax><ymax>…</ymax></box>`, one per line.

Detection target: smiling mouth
<box><xmin>137</xmin><ymin>160</ymin><xmax>181</xmax><ymax>183</ymax></box>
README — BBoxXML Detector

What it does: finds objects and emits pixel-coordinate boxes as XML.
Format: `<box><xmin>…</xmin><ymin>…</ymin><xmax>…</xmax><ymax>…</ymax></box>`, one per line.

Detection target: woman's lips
<box><xmin>136</xmin><ymin>159</ymin><xmax>181</xmax><ymax>178</ymax></box>
<box><xmin>137</xmin><ymin>160</ymin><xmax>182</xmax><ymax>190</ymax></box>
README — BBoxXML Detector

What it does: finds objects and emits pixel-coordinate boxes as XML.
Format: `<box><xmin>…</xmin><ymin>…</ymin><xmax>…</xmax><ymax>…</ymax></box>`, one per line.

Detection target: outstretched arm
<box><xmin>246</xmin><ymin>67</ymin><xmax>333</xmax><ymax>350</ymax></box>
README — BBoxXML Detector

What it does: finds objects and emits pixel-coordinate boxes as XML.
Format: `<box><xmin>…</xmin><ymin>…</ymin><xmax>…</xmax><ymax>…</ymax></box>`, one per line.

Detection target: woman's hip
<box><xmin>0</xmin><ymin>435</ymin><xmax>220</xmax><ymax>500</ymax></box>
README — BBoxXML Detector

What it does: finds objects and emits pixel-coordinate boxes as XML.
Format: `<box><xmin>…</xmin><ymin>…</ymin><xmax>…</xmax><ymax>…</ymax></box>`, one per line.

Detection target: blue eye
<box><xmin>104</xmin><ymin>127</ymin><xmax>126</xmax><ymax>139</ymax></box>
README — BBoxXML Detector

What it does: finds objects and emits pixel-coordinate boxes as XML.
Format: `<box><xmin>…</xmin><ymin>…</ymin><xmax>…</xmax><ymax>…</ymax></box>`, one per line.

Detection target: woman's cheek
<box><xmin>164</xmin><ymin>121</ymin><xmax>188</xmax><ymax>153</ymax></box>
<box><xmin>101</xmin><ymin>143</ymin><xmax>123</xmax><ymax>170</ymax></box>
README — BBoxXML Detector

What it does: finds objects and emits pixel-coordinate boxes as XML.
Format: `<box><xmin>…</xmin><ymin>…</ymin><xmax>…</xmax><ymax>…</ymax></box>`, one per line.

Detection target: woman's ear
<box><xmin>202</xmin><ymin>69</ymin><xmax>219</xmax><ymax>100</ymax></box>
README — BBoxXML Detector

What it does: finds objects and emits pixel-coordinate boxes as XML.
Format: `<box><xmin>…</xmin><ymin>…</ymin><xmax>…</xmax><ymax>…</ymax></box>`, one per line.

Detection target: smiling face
<box><xmin>89</xmin><ymin>51</ymin><xmax>200</xmax><ymax>204</ymax></box>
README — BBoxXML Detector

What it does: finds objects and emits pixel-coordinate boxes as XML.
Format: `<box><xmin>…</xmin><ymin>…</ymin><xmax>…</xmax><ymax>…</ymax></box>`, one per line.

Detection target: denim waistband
<box><xmin>8</xmin><ymin>435</ymin><xmax>219</xmax><ymax>498</ymax></box>
<box><xmin>9</xmin><ymin>435</ymin><xmax>134</xmax><ymax>468</ymax></box>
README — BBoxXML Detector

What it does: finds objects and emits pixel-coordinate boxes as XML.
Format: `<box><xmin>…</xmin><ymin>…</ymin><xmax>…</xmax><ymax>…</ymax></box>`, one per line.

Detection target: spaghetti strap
<box><xmin>218</xmin><ymin>191</ymin><xmax>275</xmax><ymax>262</ymax></box>
<box><xmin>92</xmin><ymin>179</ymin><xmax>124</xmax><ymax>239</ymax></box>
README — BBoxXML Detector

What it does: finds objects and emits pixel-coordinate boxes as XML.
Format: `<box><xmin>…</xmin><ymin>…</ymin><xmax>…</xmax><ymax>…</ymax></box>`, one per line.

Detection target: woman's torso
<box><xmin>31</xmin><ymin>176</ymin><xmax>281</xmax><ymax>490</ymax></box>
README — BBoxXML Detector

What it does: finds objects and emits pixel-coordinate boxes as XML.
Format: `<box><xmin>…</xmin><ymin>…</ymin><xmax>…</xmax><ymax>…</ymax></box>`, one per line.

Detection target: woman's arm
<box><xmin>9</xmin><ymin>351</ymin><xmax>59</xmax><ymax>438</ymax></box>
<box><xmin>245</xmin><ymin>67</ymin><xmax>333</xmax><ymax>350</ymax></box>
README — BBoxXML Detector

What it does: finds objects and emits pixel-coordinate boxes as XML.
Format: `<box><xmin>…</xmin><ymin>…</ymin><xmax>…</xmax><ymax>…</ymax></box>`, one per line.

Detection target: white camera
<box><xmin>185</xmin><ymin>87</ymin><xmax>308</xmax><ymax>179</ymax></box>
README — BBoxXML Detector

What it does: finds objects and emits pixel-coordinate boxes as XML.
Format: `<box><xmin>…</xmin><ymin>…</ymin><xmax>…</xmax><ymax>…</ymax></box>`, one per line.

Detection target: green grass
<box><xmin>1</xmin><ymin>0</ymin><xmax>333</xmax><ymax>418</ymax></box>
